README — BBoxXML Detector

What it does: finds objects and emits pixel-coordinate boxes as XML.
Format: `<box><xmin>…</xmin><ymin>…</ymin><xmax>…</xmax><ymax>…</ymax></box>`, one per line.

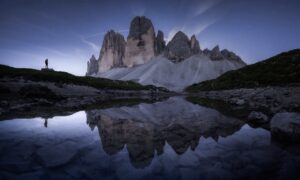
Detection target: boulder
<box><xmin>230</xmin><ymin>98</ymin><xmax>245</xmax><ymax>105</ymax></box>
<box><xmin>123</xmin><ymin>16</ymin><xmax>156</xmax><ymax>67</ymax></box>
<box><xmin>98</xmin><ymin>30</ymin><xmax>126</xmax><ymax>73</ymax></box>
<box><xmin>165</xmin><ymin>31</ymin><xmax>192</xmax><ymax>63</ymax></box>
<box><xmin>86</xmin><ymin>55</ymin><xmax>98</xmax><ymax>75</ymax></box>
<box><xmin>271</xmin><ymin>112</ymin><xmax>300</xmax><ymax>142</ymax></box>
<box><xmin>236</xmin><ymin>99</ymin><xmax>245</xmax><ymax>105</ymax></box>
<box><xmin>248</xmin><ymin>111</ymin><xmax>269</xmax><ymax>123</ymax></box>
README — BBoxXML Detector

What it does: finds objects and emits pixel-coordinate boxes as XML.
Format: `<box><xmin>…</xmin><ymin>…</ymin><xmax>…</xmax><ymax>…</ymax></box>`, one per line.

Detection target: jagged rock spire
<box><xmin>86</xmin><ymin>16</ymin><xmax>245</xmax><ymax>75</ymax></box>
<box><xmin>190</xmin><ymin>35</ymin><xmax>201</xmax><ymax>54</ymax></box>
<box><xmin>123</xmin><ymin>16</ymin><xmax>156</xmax><ymax>67</ymax></box>
<box><xmin>155</xmin><ymin>30</ymin><xmax>166</xmax><ymax>55</ymax></box>
<box><xmin>165</xmin><ymin>31</ymin><xmax>202</xmax><ymax>63</ymax></box>
<box><xmin>98</xmin><ymin>30</ymin><xmax>126</xmax><ymax>73</ymax></box>
<box><xmin>210</xmin><ymin>45</ymin><xmax>224</xmax><ymax>60</ymax></box>
<box><xmin>165</xmin><ymin>31</ymin><xmax>192</xmax><ymax>63</ymax></box>
<box><xmin>86</xmin><ymin>54</ymin><xmax>98</xmax><ymax>76</ymax></box>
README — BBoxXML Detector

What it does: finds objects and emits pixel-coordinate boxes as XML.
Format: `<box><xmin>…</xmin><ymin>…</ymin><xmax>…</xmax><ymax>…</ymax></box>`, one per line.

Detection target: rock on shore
<box><xmin>271</xmin><ymin>112</ymin><xmax>300</xmax><ymax>142</ymax></box>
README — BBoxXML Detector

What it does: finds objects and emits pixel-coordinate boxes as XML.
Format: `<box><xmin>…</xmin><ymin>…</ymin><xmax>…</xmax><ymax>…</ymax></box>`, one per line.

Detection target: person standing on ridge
<box><xmin>45</xmin><ymin>58</ymin><xmax>48</xmax><ymax>69</ymax></box>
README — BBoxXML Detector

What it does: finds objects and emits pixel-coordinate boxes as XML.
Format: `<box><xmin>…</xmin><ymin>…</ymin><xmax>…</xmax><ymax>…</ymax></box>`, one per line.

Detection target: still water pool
<box><xmin>0</xmin><ymin>97</ymin><xmax>299</xmax><ymax>179</ymax></box>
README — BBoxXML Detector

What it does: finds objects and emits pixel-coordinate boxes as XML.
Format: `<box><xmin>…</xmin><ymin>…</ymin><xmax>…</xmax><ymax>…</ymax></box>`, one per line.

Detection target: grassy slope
<box><xmin>186</xmin><ymin>49</ymin><xmax>300</xmax><ymax>92</ymax></box>
<box><xmin>0</xmin><ymin>65</ymin><xmax>161</xmax><ymax>91</ymax></box>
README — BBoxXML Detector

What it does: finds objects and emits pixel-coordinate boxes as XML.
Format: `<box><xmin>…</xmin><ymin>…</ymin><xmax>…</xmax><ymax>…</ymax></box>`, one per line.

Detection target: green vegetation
<box><xmin>186</xmin><ymin>49</ymin><xmax>300</xmax><ymax>92</ymax></box>
<box><xmin>0</xmin><ymin>65</ymin><xmax>162</xmax><ymax>91</ymax></box>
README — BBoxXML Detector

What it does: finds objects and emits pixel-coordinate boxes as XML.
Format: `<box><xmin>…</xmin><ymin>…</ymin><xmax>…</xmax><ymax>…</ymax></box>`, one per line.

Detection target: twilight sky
<box><xmin>0</xmin><ymin>0</ymin><xmax>299</xmax><ymax>75</ymax></box>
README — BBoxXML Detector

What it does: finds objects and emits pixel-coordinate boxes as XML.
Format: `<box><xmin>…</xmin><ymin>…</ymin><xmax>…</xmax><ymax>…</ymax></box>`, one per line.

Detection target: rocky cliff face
<box><xmin>123</xmin><ymin>16</ymin><xmax>156</xmax><ymax>67</ymax></box>
<box><xmin>98</xmin><ymin>30</ymin><xmax>126</xmax><ymax>73</ymax></box>
<box><xmin>205</xmin><ymin>45</ymin><xmax>244</xmax><ymax>64</ymax></box>
<box><xmin>210</xmin><ymin>46</ymin><xmax>223</xmax><ymax>60</ymax></box>
<box><xmin>86</xmin><ymin>16</ymin><xmax>245</xmax><ymax>76</ymax></box>
<box><xmin>155</xmin><ymin>30</ymin><xmax>166</xmax><ymax>55</ymax></box>
<box><xmin>221</xmin><ymin>49</ymin><xmax>245</xmax><ymax>64</ymax></box>
<box><xmin>86</xmin><ymin>55</ymin><xmax>98</xmax><ymax>75</ymax></box>
<box><xmin>165</xmin><ymin>31</ymin><xmax>192</xmax><ymax>63</ymax></box>
<box><xmin>165</xmin><ymin>31</ymin><xmax>202</xmax><ymax>63</ymax></box>
<box><xmin>190</xmin><ymin>35</ymin><xmax>201</xmax><ymax>54</ymax></box>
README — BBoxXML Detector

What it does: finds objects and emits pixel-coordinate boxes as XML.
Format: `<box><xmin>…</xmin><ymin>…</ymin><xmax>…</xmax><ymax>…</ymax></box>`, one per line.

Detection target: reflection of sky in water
<box><xmin>0</xmin><ymin>99</ymin><xmax>299</xmax><ymax>179</ymax></box>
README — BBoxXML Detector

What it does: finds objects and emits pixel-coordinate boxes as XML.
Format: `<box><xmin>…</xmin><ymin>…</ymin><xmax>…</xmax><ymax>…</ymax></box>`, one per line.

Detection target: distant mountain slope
<box><xmin>186</xmin><ymin>49</ymin><xmax>300</xmax><ymax>92</ymax></box>
<box><xmin>98</xmin><ymin>54</ymin><xmax>245</xmax><ymax>91</ymax></box>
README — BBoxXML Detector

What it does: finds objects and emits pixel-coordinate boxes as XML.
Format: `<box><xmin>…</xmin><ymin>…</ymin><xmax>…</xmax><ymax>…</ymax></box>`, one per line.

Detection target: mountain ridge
<box><xmin>86</xmin><ymin>16</ymin><xmax>245</xmax><ymax>76</ymax></box>
<box><xmin>185</xmin><ymin>49</ymin><xmax>300</xmax><ymax>92</ymax></box>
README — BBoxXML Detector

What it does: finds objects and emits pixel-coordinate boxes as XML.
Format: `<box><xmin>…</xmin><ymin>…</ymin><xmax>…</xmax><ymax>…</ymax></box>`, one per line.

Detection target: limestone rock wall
<box><xmin>123</xmin><ymin>16</ymin><xmax>156</xmax><ymax>67</ymax></box>
<box><xmin>86</xmin><ymin>55</ymin><xmax>98</xmax><ymax>75</ymax></box>
<box><xmin>98</xmin><ymin>30</ymin><xmax>126</xmax><ymax>73</ymax></box>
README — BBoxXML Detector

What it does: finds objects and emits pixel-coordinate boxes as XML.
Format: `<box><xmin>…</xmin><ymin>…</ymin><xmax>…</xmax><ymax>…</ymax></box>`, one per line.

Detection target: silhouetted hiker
<box><xmin>44</xmin><ymin>118</ymin><xmax>48</xmax><ymax>128</ymax></box>
<box><xmin>45</xmin><ymin>59</ymin><xmax>48</xmax><ymax>69</ymax></box>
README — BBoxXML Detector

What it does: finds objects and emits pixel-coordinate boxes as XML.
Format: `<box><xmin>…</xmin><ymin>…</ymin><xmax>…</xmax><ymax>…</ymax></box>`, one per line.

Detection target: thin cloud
<box><xmin>166</xmin><ymin>0</ymin><xmax>223</xmax><ymax>43</ymax></box>
<box><xmin>78</xmin><ymin>35</ymin><xmax>99</xmax><ymax>52</ymax></box>
<box><xmin>80</xmin><ymin>29</ymin><xmax>129</xmax><ymax>52</ymax></box>
<box><xmin>41</xmin><ymin>47</ymin><xmax>70</xmax><ymax>57</ymax></box>
<box><xmin>193</xmin><ymin>0</ymin><xmax>222</xmax><ymax>17</ymax></box>
<box><xmin>183</xmin><ymin>18</ymin><xmax>219</xmax><ymax>36</ymax></box>
<box><xmin>166</xmin><ymin>27</ymin><xmax>181</xmax><ymax>42</ymax></box>
<box><xmin>166</xmin><ymin>19</ymin><xmax>218</xmax><ymax>43</ymax></box>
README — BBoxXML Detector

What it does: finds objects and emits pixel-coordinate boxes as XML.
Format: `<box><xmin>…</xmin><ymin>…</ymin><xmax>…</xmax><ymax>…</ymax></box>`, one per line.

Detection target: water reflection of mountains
<box><xmin>86</xmin><ymin>97</ymin><xmax>244</xmax><ymax>168</ymax></box>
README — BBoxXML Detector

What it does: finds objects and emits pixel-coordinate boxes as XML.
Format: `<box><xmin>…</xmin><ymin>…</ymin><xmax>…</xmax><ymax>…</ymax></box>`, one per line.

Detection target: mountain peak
<box><xmin>123</xmin><ymin>16</ymin><xmax>156</xmax><ymax>67</ymax></box>
<box><xmin>165</xmin><ymin>31</ymin><xmax>191</xmax><ymax>62</ymax></box>
<box><xmin>90</xmin><ymin>54</ymin><xmax>96</xmax><ymax>60</ymax></box>
<box><xmin>128</xmin><ymin>16</ymin><xmax>155</xmax><ymax>40</ymax></box>
<box><xmin>221</xmin><ymin>49</ymin><xmax>244</xmax><ymax>64</ymax></box>
<box><xmin>155</xmin><ymin>30</ymin><xmax>166</xmax><ymax>55</ymax></box>
<box><xmin>165</xmin><ymin>31</ymin><xmax>203</xmax><ymax>63</ymax></box>
<box><xmin>86</xmin><ymin>16</ymin><xmax>244</xmax><ymax>75</ymax></box>
<box><xmin>190</xmin><ymin>35</ymin><xmax>201</xmax><ymax>54</ymax></box>
<box><xmin>86</xmin><ymin>54</ymin><xmax>98</xmax><ymax>76</ymax></box>
<box><xmin>98</xmin><ymin>30</ymin><xmax>126</xmax><ymax>72</ymax></box>
<box><xmin>212</xmin><ymin>45</ymin><xmax>220</xmax><ymax>52</ymax></box>
<box><xmin>173</xmin><ymin>31</ymin><xmax>189</xmax><ymax>41</ymax></box>
<box><xmin>210</xmin><ymin>45</ymin><xmax>223</xmax><ymax>60</ymax></box>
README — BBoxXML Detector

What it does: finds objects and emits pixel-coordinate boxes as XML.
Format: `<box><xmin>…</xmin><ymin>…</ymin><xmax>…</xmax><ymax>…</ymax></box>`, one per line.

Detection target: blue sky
<box><xmin>0</xmin><ymin>0</ymin><xmax>299</xmax><ymax>75</ymax></box>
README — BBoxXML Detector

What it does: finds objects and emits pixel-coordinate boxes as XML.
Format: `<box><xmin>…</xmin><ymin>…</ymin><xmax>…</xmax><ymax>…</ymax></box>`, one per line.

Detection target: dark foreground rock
<box><xmin>0</xmin><ymin>78</ymin><xmax>173</xmax><ymax>120</ymax></box>
<box><xmin>187</xmin><ymin>86</ymin><xmax>300</xmax><ymax>136</ymax></box>
<box><xmin>248</xmin><ymin>111</ymin><xmax>269</xmax><ymax>123</ymax></box>
<box><xmin>271</xmin><ymin>112</ymin><xmax>300</xmax><ymax>143</ymax></box>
